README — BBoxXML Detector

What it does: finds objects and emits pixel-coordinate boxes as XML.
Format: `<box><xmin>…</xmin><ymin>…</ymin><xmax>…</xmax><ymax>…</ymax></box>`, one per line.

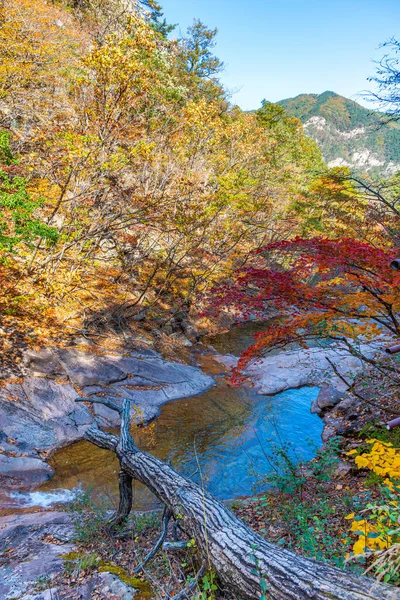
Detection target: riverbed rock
<box><xmin>19</xmin><ymin>589</ymin><xmax>59</xmax><ymax>600</ymax></box>
<box><xmin>0</xmin><ymin>348</ymin><xmax>215</xmax><ymax>485</ymax></box>
<box><xmin>17</xmin><ymin>571</ymin><xmax>139</xmax><ymax>600</ymax></box>
<box><xmin>311</xmin><ymin>384</ymin><xmax>345</xmax><ymax>415</ymax></box>
<box><xmin>0</xmin><ymin>377</ymin><xmax>93</xmax><ymax>456</ymax></box>
<box><xmin>0</xmin><ymin>456</ymin><xmax>54</xmax><ymax>483</ymax></box>
<box><xmin>219</xmin><ymin>341</ymin><xmax>383</xmax><ymax>396</ymax></box>
<box><xmin>321</xmin><ymin>424</ymin><xmax>337</xmax><ymax>442</ymax></box>
<box><xmin>95</xmin><ymin>572</ymin><xmax>137</xmax><ymax>599</ymax></box>
<box><xmin>0</xmin><ymin>511</ymin><xmax>76</xmax><ymax>599</ymax></box>
<box><xmin>334</xmin><ymin>460</ymin><xmax>353</xmax><ymax>478</ymax></box>
<box><xmin>24</xmin><ymin>349</ymin><xmax>62</xmax><ymax>377</ymax></box>
<box><xmin>57</xmin><ymin>348</ymin><xmax>127</xmax><ymax>387</ymax></box>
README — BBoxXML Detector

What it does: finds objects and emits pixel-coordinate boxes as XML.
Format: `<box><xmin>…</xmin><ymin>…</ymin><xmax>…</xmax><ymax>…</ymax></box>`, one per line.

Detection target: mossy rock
<box><xmin>99</xmin><ymin>564</ymin><xmax>152</xmax><ymax>598</ymax></box>
<box><xmin>61</xmin><ymin>551</ymin><xmax>82</xmax><ymax>561</ymax></box>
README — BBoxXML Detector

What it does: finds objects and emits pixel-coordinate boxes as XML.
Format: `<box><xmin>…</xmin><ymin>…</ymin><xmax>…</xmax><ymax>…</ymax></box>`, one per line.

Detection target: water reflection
<box><xmin>39</xmin><ymin>378</ymin><xmax>321</xmax><ymax>510</ymax></box>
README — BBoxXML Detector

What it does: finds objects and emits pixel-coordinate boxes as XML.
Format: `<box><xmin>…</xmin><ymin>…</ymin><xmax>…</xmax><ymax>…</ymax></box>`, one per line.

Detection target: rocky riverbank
<box><xmin>214</xmin><ymin>339</ymin><xmax>388</xmax><ymax>442</ymax></box>
<box><xmin>0</xmin><ymin>333</ymin><xmax>391</xmax><ymax>599</ymax></box>
<box><xmin>0</xmin><ymin>346</ymin><xmax>214</xmax><ymax>491</ymax></box>
<box><xmin>0</xmin><ymin>509</ymin><xmax>143</xmax><ymax>599</ymax></box>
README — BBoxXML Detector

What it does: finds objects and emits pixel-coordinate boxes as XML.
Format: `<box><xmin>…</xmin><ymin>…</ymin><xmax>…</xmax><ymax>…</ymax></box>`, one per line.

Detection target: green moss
<box><xmin>99</xmin><ymin>564</ymin><xmax>152</xmax><ymax>598</ymax></box>
<box><xmin>61</xmin><ymin>551</ymin><xmax>82</xmax><ymax>560</ymax></box>
<box><xmin>62</xmin><ymin>554</ymin><xmax>152</xmax><ymax>596</ymax></box>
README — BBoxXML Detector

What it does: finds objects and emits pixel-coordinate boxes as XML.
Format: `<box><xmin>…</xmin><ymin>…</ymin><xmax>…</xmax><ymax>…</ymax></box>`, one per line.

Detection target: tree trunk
<box><xmin>84</xmin><ymin>421</ymin><xmax>400</xmax><ymax>600</ymax></box>
<box><xmin>109</xmin><ymin>469</ymin><xmax>133</xmax><ymax>527</ymax></box>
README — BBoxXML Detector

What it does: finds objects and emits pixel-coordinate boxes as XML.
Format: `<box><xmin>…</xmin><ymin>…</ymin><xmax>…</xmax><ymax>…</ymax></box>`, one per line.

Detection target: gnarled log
<box><xmin>78</xmin><ymin>397</ymin><xmax>400</xmax><ymax>600</ymax></box>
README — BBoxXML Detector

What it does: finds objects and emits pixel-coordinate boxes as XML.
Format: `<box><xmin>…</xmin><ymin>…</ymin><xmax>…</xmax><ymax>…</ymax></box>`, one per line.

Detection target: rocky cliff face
<box><xmin>277</xmin><ymin>91</ymin><xmax>400</xmax><ymax>176</ymax></box>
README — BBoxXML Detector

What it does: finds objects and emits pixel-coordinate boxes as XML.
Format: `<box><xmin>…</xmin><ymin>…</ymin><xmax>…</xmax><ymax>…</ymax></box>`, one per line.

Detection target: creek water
<box><xmin>12</xmin><ymin>322</ymin><xmax>323</xmax><ymax>510</ymax></box>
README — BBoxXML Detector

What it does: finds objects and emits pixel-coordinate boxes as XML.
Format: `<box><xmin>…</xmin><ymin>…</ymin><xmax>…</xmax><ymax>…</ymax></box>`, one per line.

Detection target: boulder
<box><xmin>315</xmin><ymin>384</ymin><xmax>345</xmax><ymax>413</ymax></box>
<box><xmin>322</xmin><ymin>425</ymin><xmax>337</xmax><ymax>443</ymax></box>
<box><xmin>96</xmin><ymin>572</ymin><xmax>137</xmax><ymax>599</ymax></box>
<box><xmin>18</xmin><ymin>572</ymin><xmax>138</xmax><ymax>600</ymax></box>
<box><xmin>334</xmin><ymin>461</ymin><xmax>352</xmax><ymax>478</ymax></box>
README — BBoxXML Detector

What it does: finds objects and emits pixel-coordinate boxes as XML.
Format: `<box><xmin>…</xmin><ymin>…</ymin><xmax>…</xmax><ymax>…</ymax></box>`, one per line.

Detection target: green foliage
<box><xmin>359</xmin><ymin>422</ymin><xmax>400</xmax><ymax>448</ymax></box>
<box><xmin>140</xmin><ymin>0</ymin><xmax>176</xmax><ymax>38</ymax></box>
<box><xmin>66</xmin><ymin>487</ymin><xmax>110</xmax><ymax>544</ymax></box>
<box><xmin>255</xmin><ymin>435</ymin><xmax>340</xmax><ymax>496</ymax></box>
<box><xmin>309</xmin><ymin>437</ymin><xmax>341</xmax><ymax>482</ymax></box>
<box><xmin>194</xmin><ymin>571</ymin><xmax>218</xmax><ymax>600</ymax></box>
<box><xmin>181</xmin><ymin>19</ymin><xmax>224</xmax><ymax>80</ymax></box>
<box><xmin>249</xmin><ymin>547</ymin><xmax>268</xmax><ymax>600</ymax></box>
<box><xmin>277</xmin><ymin>494</ymin><xmax>350</xmax><ymax>568</ymax></box>
<box><xmin>256</xmin><ymin>100</ymin><xmax>324</xmax><ymax>175</ymax></box>
<box><xmin>34</xmin><ymin>575</ymin><xmax>52</xmax><ymax>591</ymax></box>
<box><xmin>0</xmin><ymin>130</ymin><xmax>16</xmax><ymax>165</ymax></box>
<box><xmin>247</xmin><ymin>435</ymin><xmax>356</xmax><ymax>570</ymax></box>
<box><xmin>253</xmin><ymin>437</ymin><xmax>306</xmax><ymax>496</ymax></box>
<box><xmin>132</xmin><ymin>511</ymin><xmax>160</xmax><ymax>533</ymax></box>
<box><xmin>63</xmin><ymin>551</ymin><xmax>100</xmax><ymax>575</ymax></box>
<box><xmin>0</xmin><ymin>131</ymin><xmax>58</xmax><ymax>255</ymax></box>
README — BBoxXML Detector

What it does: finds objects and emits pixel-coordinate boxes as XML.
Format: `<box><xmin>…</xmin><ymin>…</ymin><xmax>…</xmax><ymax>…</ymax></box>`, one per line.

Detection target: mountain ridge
<box><xmin>276</xmin><ymin>91</ymin><xmax>400</xmax><ymax>175</ymax></box>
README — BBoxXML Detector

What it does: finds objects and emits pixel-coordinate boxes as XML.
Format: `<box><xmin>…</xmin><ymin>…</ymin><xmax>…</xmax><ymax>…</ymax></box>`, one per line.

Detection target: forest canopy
<box><xmin>0</xmin><ymin>0</ymin><xmax>326</xmax><ymax>349</ymax></box>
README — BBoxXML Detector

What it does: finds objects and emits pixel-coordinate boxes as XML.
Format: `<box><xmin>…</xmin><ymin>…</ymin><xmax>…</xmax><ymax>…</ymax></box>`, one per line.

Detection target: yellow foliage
<box><xmin>347</xmin><ymin>439</ymin><xmax>400</xmax><ymax>479</ymax></box>
<box><xmin>345</xmin><ymin>440</ymin><xmax>400</xmax><ymax>560</ymax></box>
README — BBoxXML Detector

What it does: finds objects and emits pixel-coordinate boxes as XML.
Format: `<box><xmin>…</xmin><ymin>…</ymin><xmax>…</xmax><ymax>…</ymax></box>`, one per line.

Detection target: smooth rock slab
<box><xmin>0</xmin><ymin>456</ymin><xmax>54</xmax><ymax>483</ymax></box>
<box><xmin>19</xmin><ymin>589</ymin><xmax>59</xmax><ymax>600</ymax></box>
<box><xmin>108</xmin><ymin>356</ymin><xmax>190</xmax><ymax>384</ymax></box>
<box><xmin>0</xmin><ymin>511</ymin><xmax>76</xmax><ymax>599</ymax></box>
<box><xmin>24</xmin><ymin>349</ymin><xmax>62</xmax><ymax>377</ymax></box>
<box><xmin>0</xmin><ymin>378</ymin><xmax>93</xmax><ymax>455</ymax></box>
<box><xmin>0</xmin><ymin>348</ymin><xmax>215</xmax><ymax>483</ymax></box>
<box><xmin>57</xmin><ymin>349</ymin><xmax>127</xmax><ymax>387</ymax></box>
<box><xmin>216</xmin><ymin>341</ymin><xmax>383</xmax><ymax>396</ymax></box>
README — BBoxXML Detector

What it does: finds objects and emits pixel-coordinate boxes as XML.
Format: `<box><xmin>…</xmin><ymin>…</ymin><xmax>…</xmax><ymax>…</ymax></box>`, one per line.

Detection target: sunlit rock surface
<box><xmin>215</xmin><ymin>341</ymin><xmax>383</xmax><ymax>395</ymax></box>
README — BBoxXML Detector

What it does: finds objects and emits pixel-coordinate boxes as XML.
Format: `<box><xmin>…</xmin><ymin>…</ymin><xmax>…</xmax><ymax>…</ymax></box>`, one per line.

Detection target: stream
<box><xmin>11</xmin><ymin>322</ymin><xmax>323</xmax><ymax>511</ymax></box>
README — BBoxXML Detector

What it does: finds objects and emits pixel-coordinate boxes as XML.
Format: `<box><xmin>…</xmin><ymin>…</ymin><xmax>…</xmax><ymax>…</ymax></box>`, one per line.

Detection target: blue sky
<box><xmin>161</xmin><ymin>0</ymin><xmax>400</xmax><ymax>110</ymax></box>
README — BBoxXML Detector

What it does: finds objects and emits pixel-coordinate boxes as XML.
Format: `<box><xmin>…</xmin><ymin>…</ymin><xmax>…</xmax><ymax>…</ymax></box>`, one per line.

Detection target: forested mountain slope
<box><xmin>0</xmin><ymin>0</ymin><xmax>325</xmax><ymax>354</ymax></box>
<box><xmin>278</xmin><ymin>91</ymin><xmax>400</xmax><ymax>175</ymax></box>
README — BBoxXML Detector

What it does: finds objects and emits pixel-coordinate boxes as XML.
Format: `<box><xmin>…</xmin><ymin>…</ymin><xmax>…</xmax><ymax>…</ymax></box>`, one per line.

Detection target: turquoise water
<box><xmin>32</xmin><ymin>324</ymin><xmax>323</xmax><ymax>510</ymax></box>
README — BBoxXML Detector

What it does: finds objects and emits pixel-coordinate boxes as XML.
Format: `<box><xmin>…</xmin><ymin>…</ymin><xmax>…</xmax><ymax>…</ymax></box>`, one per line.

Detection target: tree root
<box><xmin>133</xmin><ymin>506</ymin><xmax>173</xmax><ymax>573</ymax></box>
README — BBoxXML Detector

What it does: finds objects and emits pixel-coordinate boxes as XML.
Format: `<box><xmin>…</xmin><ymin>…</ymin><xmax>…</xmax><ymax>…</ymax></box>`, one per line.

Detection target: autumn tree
<box><xmin>291</xmin><ymin>167</ymin><xmax>400</xmax><ymax>246</ymax></box>
<box><xmin>207</xmin><ymin>237</ymin><xmax>400</xmax><ymax>383</ymax></box>
<box><xmin>0</xmin><ymin>0</ymin><xmax>324</xmax><ymax>342</ymax></box>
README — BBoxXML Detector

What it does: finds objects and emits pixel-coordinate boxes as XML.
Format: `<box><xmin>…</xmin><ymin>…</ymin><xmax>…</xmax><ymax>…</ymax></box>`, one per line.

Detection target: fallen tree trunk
<box><xmin>78</xmin><ymin>397</ymin><xmax>400</xmax><ymax>600</ymax></box>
